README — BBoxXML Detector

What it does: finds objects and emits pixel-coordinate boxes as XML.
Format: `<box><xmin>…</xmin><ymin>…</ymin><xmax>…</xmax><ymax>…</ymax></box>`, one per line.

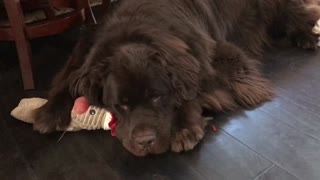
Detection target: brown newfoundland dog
<box><xmin>33</xmin><ymin>0</ymin><xmax>320</xmax><ymax>156</ymax></box>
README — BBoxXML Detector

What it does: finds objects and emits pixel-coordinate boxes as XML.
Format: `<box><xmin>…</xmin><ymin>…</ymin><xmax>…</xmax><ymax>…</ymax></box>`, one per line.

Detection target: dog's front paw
<box><xmin>33</xmin><ymin>103</ymin><xmax>71</xmax><ymax>134</ymax></box>
<box><xmin>33</xmin><ymin>107</ymin><xmax>58</xmax><ymax>134</ymax></box>
<box><xmin>171</xmin><ymin>126</ymin><xmax>204</xmax><ymax>153</ymax></box>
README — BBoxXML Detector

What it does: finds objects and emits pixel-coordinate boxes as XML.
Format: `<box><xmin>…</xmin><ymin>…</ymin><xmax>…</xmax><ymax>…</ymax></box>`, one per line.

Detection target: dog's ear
<box><xmin>168</xmin><ymin>54</ymin><xmax>200</xmax><ymax>101</ymax></box>
<box><xmin>102</xmin><ymin>73</ymin><xmax>119</xmax><ymax>106</ymax></box>
<box><xmin>69</xmin><ymin>47</ymin><xmax>112</xmax><ymax>106</ymax></box>
<box><xmin>153</xmin><ymin>35</ymin><xmax>200</xmax><ymax>101</ymax></box>
<box><xmin>69</xmin><ymin>63</ymin><xmax>118</xmax><ymax>107</ymax></box>
<box><xmin>69</xmin><ymin>69</ymin><xmax>104</xmax><ymax>106</ymax></box>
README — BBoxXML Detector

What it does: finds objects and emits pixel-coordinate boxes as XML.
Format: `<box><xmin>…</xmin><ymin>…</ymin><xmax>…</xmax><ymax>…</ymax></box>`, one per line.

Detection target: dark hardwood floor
<box><xmin>1</xmin><ymin>12</ymin><xmax>320</xmax><ymax>180</ymax></box>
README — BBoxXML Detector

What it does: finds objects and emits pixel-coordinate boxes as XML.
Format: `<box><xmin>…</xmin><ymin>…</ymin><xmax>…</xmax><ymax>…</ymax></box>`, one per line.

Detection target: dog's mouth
<box><xmin>122</xmin><ymin>141</ymin><xmax>151</xmax><ymax>157</ymax></box>
<box><xmin>128</xmin><ymin>148</ymin><xmax>150</xmax><ymax>157</ymax></box>
<box><xmin>121</xmin><ymin>138</ymin><xmax>169</xmax><ymax>157</ymax></box>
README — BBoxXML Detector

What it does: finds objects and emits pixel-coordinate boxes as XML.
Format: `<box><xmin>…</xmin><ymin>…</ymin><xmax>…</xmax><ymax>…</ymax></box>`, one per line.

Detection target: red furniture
<box><xmin>0</xmin><ymin>0</ymin><xmax>109</xmax><ymax>90</ymax></box>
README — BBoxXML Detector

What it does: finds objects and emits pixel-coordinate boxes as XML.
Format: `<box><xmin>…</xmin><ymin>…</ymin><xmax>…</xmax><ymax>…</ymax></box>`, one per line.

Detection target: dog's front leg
<box><xmin>171</xmin><ymin>100</ymin><xmax>207</xmax><ymax>153</ymax></box>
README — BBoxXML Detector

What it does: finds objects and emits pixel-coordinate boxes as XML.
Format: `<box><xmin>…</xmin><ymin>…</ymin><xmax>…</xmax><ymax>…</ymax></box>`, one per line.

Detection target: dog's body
<box><xmin>34</xmin><ymin>0</ymin><xmax>320</xmax><ymax>156</ymax></box>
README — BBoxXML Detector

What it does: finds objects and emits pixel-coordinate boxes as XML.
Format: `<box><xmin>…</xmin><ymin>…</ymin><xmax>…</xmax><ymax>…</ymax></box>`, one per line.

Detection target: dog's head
<box><xmin>74</xmin><ymin>34</ymin><xmax>201</xmax><ymax>156</ymax></box>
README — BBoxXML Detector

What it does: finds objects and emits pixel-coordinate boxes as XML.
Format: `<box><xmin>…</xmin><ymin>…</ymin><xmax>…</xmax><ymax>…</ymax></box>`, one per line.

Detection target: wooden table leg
<box><xmin>4</xmin><ymin>0</ymin><xmax>35</xmax><ymax>90</ymax></box>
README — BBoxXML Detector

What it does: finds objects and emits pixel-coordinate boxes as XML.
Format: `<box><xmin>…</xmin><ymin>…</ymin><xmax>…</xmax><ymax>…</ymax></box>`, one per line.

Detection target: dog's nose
<box><xmin>133</xmin><ymin>129</ymin><xmax>156</xmax><ymax>150</ymax></box>
<box><xmin>135</xmin><ymin>135</ymin><xmax>156</xmax><ymax>149</ymax></box>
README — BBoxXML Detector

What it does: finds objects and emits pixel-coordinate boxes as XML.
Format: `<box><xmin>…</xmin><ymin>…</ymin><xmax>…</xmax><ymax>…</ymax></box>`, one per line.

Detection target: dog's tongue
<box><xmin>108</xmin><ymin>114</ymin><xmax>117</xmax><ymax>136</ymax></box>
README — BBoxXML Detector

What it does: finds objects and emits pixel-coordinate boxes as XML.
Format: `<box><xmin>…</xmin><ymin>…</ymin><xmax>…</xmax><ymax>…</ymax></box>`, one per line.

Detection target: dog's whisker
<box><xmin>57</xmin><ymin>131</ymin><xmax>67</xmax><ymax>142</ymax></box>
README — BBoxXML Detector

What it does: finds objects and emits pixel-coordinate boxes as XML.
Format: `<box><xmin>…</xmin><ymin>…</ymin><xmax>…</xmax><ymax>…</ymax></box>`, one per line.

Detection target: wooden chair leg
<box><xmin>84</xmin><ymin>0</ymin><xmax>97</xmax><ymax>24</ymax></box>
<box><xmin>4</xmin><ymin>0</ymin><xmax>35</xmax><ymax>90</ymax></box>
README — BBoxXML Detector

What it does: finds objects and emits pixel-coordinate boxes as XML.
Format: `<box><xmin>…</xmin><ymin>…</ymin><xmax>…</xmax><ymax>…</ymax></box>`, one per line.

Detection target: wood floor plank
<box><xmin>255</xmin><ymin>165</ymin><xmax>300</xmax><ymax>180</ymax></box>
<box><xmin>216</xmin><ymin>109</ymin><xmax>320</xmax><ymax>180</ymax></box>
<box><xmin>264</xmin><ymin>48</ymin><xmax>320</xmax><ymax>82</ymax></box>
<box><xmin>260</xmin><ymin>95</ymin><xmax>320</xmax><ymax>141</ymax></box>
<box><xmin>260</xmin><ymin>49</ymin><xmax>320</xmax><ymax>140</ymax></box>
<box><xmin>276</xmin><ymin>87</ymin><xmax>320</xmax><ymax>115</ymax></box>
<box><xmin>0</xmin><ymin>112</ymin><xmax>36</xmax><ymax>180</ymax></box>
<box><xmin>272</xmin><ymin>73</ymin><xmax>320</xmax><ymax>102</ymax></box>
<box><xmin>81</xmin><ymin>131</ymin><xmax>207</xmax><ymax>180</ymax></box>
<box><xmin>179</xmin><ymin>130</ymin><xmax>271</xmax><ymax>180</ymax></box>
<box><xmin>265</xmin><ymin>50</ymin><xmax>320</xmax><ymax>100</ymax></box>
<box><xmin>7</xmin><ymin>124</ymin><xmax>119</xmax><ymax>180</ymax></box>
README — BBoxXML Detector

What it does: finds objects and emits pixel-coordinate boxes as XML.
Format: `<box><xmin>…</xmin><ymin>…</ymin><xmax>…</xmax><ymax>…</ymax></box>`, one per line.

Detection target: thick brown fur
<box><xmin>33</xmin><ymin>0</ymin><xmax>319</xmax><ymax>156</ymax></box>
